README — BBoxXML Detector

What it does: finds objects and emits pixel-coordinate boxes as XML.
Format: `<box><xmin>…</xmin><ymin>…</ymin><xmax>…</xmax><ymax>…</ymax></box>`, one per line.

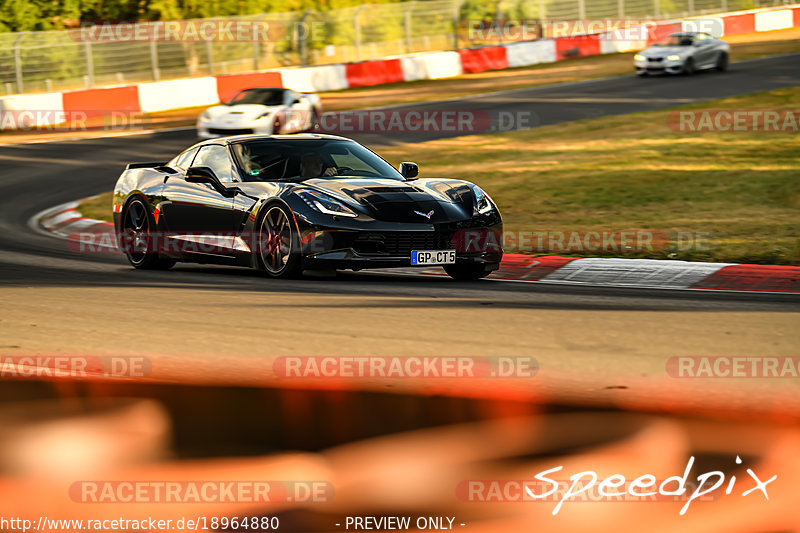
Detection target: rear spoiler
<box><xmin>127</xmin><ymin>161</ymin><xmax>166</xmax><ymax>169</ymax></box>
<box><xmin>126</xmin><ymin>162</ymin><xmax>177</xmax><ymax>173</ymax></box>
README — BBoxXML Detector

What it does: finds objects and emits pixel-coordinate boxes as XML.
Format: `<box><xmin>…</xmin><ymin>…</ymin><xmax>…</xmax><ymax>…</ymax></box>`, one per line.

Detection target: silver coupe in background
<box><xmin>634</xmin><ymin>32</ymin><xmax>730</xmax><ymax>76</ymax></box>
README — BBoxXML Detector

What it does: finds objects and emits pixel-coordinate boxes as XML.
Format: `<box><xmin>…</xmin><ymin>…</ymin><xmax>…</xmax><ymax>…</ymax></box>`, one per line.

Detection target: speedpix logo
<box><xmin>273</xmin><ymin>356</ymin><xmax>538</xmax><ymax>379</ymax></box>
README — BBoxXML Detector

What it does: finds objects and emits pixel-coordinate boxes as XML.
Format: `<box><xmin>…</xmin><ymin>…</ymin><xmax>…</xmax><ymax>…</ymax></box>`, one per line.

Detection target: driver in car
<box><xmin>299</xmin><ymin>153</ymin><xmax>337</xmax><ymax>178</ymax></box>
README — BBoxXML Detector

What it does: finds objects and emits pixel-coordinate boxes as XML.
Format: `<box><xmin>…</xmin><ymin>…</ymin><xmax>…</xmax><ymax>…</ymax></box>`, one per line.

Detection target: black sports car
<box><xmin>112</xmin><ymin>134</ymin><xmax>503</xmax><ymax>280</ymax></box>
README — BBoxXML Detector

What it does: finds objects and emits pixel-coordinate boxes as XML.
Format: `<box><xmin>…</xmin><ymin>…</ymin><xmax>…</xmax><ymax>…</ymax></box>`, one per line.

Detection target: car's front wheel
<box><xmin>272</xmin><ymin>115</ymin><xmax>283</xmax><ymax>134</ymax></box>
<box><xmin>444</xmin><ymin>264</ymin><xmax>492</xmax><ymax>281</ymax></box>
<box><xmin>682</xmin><ymin>58</ymin><xmax>695</xmax><ymax>75</ymax></box>
<box><xmin>715</xmin><ymin>52</ymin><xmax>729</xmax><ymax>72</ymax></box>
<box><xmin>255</xmin><ymin>204</ymin><xmax>302</xmax><ymax>278</ymax></box>
<box><xmin>120</xmin><ymin>197</ymin><xmax>174</xmax><ymax>270</ymax></box>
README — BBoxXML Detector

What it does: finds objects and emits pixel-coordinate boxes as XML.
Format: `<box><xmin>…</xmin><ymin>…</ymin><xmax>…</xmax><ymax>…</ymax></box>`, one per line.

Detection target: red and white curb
<box><xmin>31</xmin><ymin>196</ymin><xmax>115</xmax><ymax>249</ymax></box>
<box><xmin>33</xmin><ymin>198</ymin><xmax>800</xmax><ymax>293</ymax></box>
<box><xmin>484</xmin><ymin>256</ymin><xmax>800</xmax><ymax>293</ymax></box>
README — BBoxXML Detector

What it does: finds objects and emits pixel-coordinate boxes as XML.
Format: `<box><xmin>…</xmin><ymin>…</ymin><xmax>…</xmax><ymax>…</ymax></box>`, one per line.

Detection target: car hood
<box><xmin>240</xmin><ymin>177</ymin><xmax>478</xmax><ymax>223</ymax></box>
<box><xmin>642</xmin><ymin>45</ymin><xmax>693</xmax><ymax>57</ymax></box>
<box><xmin>203</xmin><ymin>104</ymin><xmax>282</xmax><ymax>121</ymax></box>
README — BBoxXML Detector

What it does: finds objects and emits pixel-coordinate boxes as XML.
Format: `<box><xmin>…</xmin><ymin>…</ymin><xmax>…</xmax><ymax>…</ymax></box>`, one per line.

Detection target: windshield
<box><xmin>655</xmin><ymin>34</ymin><xmax>694</xmax><ymax>46</ymax></box>
<box><xmin>227</xmin><ymin>89</ymin><xmax>284</xmax><ymax>106</ymax></box>
<box><xmin>232</xmin><ymin>139</ymin><xmax>404</xmax><ymax>182</ymax></box>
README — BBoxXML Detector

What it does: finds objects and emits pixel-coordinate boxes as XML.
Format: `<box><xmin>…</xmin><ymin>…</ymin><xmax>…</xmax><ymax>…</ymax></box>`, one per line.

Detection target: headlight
<box><xmin>257</xmin><ymin>111</ymin><xmax>273</xmax><ymax>119</ymax></box>
<box><xmin>296</xmin><ymin>190</ymin><xmax>357</xmax><ymax>218</ymax></box>
<box><xmin>473</xmin><ymin>186</ymin><xmax>495</xmax><ymax>215</ymax></box>
<box><xmin>666</xmin><ymin>55</ymin><xmax>681</xmax><ymax>61</ymax></box>
<box><xmin>634</xmin><ymin>54</ymin><xmax>646</xmax><ymax>61</ymax></box>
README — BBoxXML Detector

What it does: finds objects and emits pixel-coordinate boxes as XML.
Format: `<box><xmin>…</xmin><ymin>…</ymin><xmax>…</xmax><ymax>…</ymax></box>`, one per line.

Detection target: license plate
<box><xmin>411</xmin><ymin>250</ymin><xmax>456</xmax><ymax>265</ymax></box>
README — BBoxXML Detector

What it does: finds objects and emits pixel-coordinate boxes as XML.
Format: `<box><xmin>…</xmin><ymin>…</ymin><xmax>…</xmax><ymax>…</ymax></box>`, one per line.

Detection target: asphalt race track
<box><xmin>1</xmin><ymin>53</ymin><xmax>798</xmax><ymax>415</ymax></box>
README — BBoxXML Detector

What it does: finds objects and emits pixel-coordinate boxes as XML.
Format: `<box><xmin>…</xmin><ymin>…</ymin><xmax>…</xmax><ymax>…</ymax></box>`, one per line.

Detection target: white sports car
<box><xmin>197</xmin><ymin>88</ymin><xmax>322</xmax><ymax>139</ymax></box>
<box><xmin>634</xmin><ymin>32</ymin><xmax>730</xmax><ymax>76</ymax></box>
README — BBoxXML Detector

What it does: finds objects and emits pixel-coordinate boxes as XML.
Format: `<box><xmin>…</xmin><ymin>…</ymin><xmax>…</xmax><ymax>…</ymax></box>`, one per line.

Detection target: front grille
<box><xmin>648</xmin><ymin>57</ymin><xmax>663</xmax><ymax>62</ymax></box>
<box><xmin>352</xmin><ymin>232</ymin><xmax>451</xmax><ymax>256</ymax></box>
<box><xmin>208</xmin><ymin>128</ymin><xmax>254</xmax><ymax>136</ymax></box>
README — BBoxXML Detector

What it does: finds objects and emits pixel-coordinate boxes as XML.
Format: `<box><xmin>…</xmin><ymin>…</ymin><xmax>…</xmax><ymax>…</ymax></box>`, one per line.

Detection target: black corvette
<box><xmin>112</xmin><ymin>134</ymin><xmax>503</xmax><ymax>280</ymax></box>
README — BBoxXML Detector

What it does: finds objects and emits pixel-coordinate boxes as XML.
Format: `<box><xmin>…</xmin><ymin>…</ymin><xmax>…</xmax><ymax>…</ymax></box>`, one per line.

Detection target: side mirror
<box><xmin>185</xmin><ymin>166</ymin><xmax>239</xmax><ymax>197</ymax></box>
<box><xmin>399</xmin><ymin>162</ymin><xmax>419</xmax><ymax>179</ymax></box>
<box><xmin>185</xmin><ymin>166</ymin><xmax>217</xmax><ymax>184</ymax></box>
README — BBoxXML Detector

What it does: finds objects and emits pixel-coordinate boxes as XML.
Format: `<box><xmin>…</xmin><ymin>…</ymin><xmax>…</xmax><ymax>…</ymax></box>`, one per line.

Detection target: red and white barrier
<box><xmin>1</xmin><ymin>3</ymin><xmax>798</xmax><ymax>130</ymax></box>
<box><xmin>138</xmin><ymin>77</ymin><xmax>219</xmax><ymax>113</ymax></box>
<box><xmin>62</xmin><ymin>86</ymin><xmax>140</xmax><ymax>121</ymax></box>
<box><xmin>215</xmin><ymin>71</ymin><xmax>282</xmax><ymax>103</ymax></box>
<box><xmin>0</xmin><ymin>92</ymin><xmax>64</xmax><ymax>127</ymax></box>
<box><xmin>345</xmin><ymin>59</ymin><xmax>404</xmax><ymax>88</ymax></box>
<box><xmin>401</xmin><ymin>51</ymin><xmax>463</xmax><ymax>82</ymax></box>
<box><xmin>458</xmin><ymin>46</ymin><xmax>508</xmax><ymax>73</ymax></box>
<box><xmin>555</xmin><ymin>33</ymin><xmax>602</xmax><ymax>60</ymax></box>
<box><xmin>755</xmin><ymin>8</ymin><xmax>794</xmax><ymax>31</ymax></box>
<box><xmin>505</xmin><ymin>39</ymin><xmax>557</xmax><ymax>67</ymax></box>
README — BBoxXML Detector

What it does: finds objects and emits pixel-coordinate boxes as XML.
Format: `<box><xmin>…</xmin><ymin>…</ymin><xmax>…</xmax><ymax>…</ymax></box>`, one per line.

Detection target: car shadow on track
<box><xmin>2</xmin><ymin>260</ymin><xmax>797</xmax><ymax>312</ymax></box>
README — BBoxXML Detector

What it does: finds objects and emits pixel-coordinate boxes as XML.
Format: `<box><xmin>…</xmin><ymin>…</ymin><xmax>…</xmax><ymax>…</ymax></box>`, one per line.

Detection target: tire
<box><xmin>682</xmin><ymin>58</ymin><xmax>695</xmax><ymax>76</ymax></box>
<box><xmin>255</xmin><ymin>203</ymin><xmax>302</xmax><ymax>278</ymax></box>
<box><xmin>715</xmin><ymin>52</ymin><xmax>728</xmax><ymax>72</ymax></box>
<box><xmin>120</xmin><ymin>197</ymin><xmax>174</xmax><ymax>270</ymax></box>
<box><xmin>272</xmin><ymin>115</ymin><xmax>283</xmax><ymax>134</ymax></box>
<box><xmin>443</xmin><ymin>264</ymin><xmax>491</xmax><ymax>281</ymax></box>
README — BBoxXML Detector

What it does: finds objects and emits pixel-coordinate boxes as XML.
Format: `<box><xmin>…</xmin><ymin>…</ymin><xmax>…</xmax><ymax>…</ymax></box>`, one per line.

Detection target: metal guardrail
<box><xmin>0</xmin><ymin>0</ymin><xmax>794</xmax><ymax>95</ymax></box>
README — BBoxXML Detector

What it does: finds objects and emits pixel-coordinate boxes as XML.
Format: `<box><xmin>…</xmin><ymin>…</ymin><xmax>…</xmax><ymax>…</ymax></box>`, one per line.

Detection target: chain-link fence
<box><xmin>0</xmin><ymin>0</ymin><xmax>794</xmax><ymax>95</ymax></box>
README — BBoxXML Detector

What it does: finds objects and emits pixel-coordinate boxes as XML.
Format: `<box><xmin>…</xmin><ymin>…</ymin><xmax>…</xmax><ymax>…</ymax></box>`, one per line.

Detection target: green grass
<box><xmin>377</xmin><ymin>86</ymin><xmax>800</xmax><ymax>264</ymax></box>
<box><xmin>78</xmin><ymin>192</ymin><xmax>114</xmax><ymax>223</ymax></box>
<box><xmin>78</xmin><ymin>87</ymin><xmax>800</xmax><ymax>264</ymax></box>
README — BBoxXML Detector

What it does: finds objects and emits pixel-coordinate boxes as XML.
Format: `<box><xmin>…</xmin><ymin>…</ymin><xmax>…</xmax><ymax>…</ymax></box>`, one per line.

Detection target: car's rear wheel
<box><xmin>120</xmin><ymin>197</ymin><xmax>174</xmax><ymax>270</ymax></box>
<box><xmin>715</xmin><ymin>52</ymin><xmax>728</xmax><ymax>72</ymax></box>
<box><xmin>256</xmin><ymin>204</ymin><xmax>301</xmax><ymax>278</ymax></box>
<box><xmin>444</xmin><ymin>264</ymin><xmax>492</xmax><ymax>281</ymax></box>
<box><xmin>682</xmin><ymin>58</ymin><xmax>695</xmax><ymax>75</ymax></box>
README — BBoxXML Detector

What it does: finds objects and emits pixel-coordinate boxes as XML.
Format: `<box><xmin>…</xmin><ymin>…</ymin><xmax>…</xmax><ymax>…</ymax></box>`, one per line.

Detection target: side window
<box><xmin>193</xmin><ymin>145</ymin><xmax>236</xmax><ymax>183</ymax></box>
<box><xmin>170</xmin><ymin>147</ymin><xmax>199</xmax><ymax>171</ymax></box>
